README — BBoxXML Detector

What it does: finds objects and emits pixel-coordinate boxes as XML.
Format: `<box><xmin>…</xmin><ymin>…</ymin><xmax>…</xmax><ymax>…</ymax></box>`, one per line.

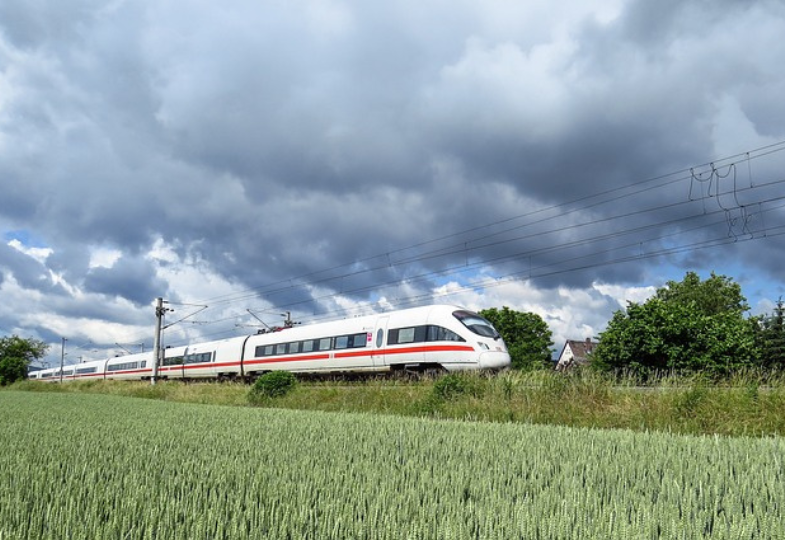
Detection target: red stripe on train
<box><xmin>57</xmin><ymin>343</ymin><xmax>477</xmax><ymax>379</ymax></box>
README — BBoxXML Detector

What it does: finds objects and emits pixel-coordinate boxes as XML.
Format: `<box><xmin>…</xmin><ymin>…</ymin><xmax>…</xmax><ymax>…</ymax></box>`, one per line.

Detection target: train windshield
<box><xmin>452</xmin><ymin>310</ymin><xmax>500</xmax><ymax>339</ymax></box>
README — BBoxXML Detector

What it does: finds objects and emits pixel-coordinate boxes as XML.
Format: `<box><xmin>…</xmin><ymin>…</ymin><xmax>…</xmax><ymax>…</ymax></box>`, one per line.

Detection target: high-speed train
<box><xmin>30</xmin><ymin>304</ymin><xmax>510</xmax><ymax>382</ymax></box>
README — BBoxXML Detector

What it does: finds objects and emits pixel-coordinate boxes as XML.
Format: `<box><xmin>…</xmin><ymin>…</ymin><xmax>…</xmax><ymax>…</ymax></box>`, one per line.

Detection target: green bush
<box><xmin>249</xmin><ymin>371</ymin><xmax>297</xmax><ymax>402</ymax></box>
<box><xmin>432</xmin><ymin>373</ymin><xmax>485</xmax><ymax>401</ymax></box>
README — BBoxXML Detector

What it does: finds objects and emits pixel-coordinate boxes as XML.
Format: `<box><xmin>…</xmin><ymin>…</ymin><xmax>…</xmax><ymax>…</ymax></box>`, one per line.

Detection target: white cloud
<box><xmin>428</xmin><ymin>276</ymin><xmax>619</xmax><ymax>353</ymax></box>
<box><xmin>88</xmin><ymin>246</ymin><xmax>122</xmax><ymax>269</ymax></box>
<box><xmin>20</xmin><ymin>310</ymin><xmax>148</xmax><ymax>363</ymax></box>
<box><xmin>7</xmin><ymin>239</ymin><xmax>52</xmax><ymax>264</ymax></box>
<box><xmin>424</xmin><ymin>36</ymin><xmax>574</xmax><ymax>142</ymax></box>
<box><xmin>147</xmin><ymin>237</ymin><xmax>179</xmax><ymax>265</ymax></box>
<box><xmin>711</xmin><ymin>94</ymin><xmax>783</xmax><ymax>158</ymax></box>
<box><xmin>593</xmin><ymin>282</ymin><xmax>657</xmax><ymax>309</ymax></box>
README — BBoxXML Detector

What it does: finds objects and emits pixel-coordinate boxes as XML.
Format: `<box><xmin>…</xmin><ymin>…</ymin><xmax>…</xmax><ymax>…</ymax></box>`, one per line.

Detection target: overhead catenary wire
<box><xmin>188</xmin><ymin>143</ymin><xmax>785</xmax><ymax>320</ymax></box>
<box><xmin>187</xmin><ymin>173</ymin><xmax>785</xmax><ymax>324</ymax></box>
<box><xmin>167</xmin><ymin>180</ymin><xmax>785</xmax><ymax>346</ymax></box>
<box><xmin>103</xmin><ymin>141</ymin><xmax>785</xmax><ymax>349</ymax></box>
<box><xmin>174</xmin><ymin>220</ymin><xmax>785</xmax><ymax>346</ymax></box>
<box><xmin>194</xmin><ymin>140</ymin><xmax>785</xmax><ymax>308</ymax></box>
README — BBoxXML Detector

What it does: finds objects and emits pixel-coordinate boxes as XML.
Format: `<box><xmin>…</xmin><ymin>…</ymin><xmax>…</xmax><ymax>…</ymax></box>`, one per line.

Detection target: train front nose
<box><xmin>479</xmin><ymin>350</ymin><xmax>511</xmax><ymax>369</ymax></box>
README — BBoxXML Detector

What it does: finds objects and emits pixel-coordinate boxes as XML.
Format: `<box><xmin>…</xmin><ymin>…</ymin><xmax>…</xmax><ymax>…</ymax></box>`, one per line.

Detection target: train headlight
<box><xmin>478</xmin><ymin>342</ymin><xmax>490</xmax><ymax>350</ymax></box>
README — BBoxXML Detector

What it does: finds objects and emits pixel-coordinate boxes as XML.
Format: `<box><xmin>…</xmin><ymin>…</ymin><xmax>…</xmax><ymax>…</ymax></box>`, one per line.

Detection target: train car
<box><xmin>159</xmin><ymin>337</ymin><xmax>245</xmax><ymax>380</ymax></box>
<box><xmin>33</xmin><ymin>364</ymin><xmax>84</xmax><ymax>382</ymax></box>
<box><xmin>73</xmin><ymin>359</ymin><xmax>106</xmax><ymax>380</ymax></box>
<box><xmin>104</xmin><ymin>351</ymin><xmax>153</xmax><ymax>380</ymax></box>
<box><xmin>239</xmin><ymin>304</ymin><xmax>509</xmax><ymax>377</ymax></box>
<box><xmin>31</xmin><ymin>304</ymin><xmax>510</xmax><ymax>382</ymax></box>
<box><xmin>32</xmin><ymin>354</ymin><xmax>139</xmax><ymax>382</ymax></box>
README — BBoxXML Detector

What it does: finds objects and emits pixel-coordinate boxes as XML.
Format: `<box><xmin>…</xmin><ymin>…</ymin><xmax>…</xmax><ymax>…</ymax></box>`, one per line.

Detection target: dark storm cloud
<box><xmin>84</xmin><ymin>255</ymin><xmax>167</xmax><ymax>306</ymax></box>
<box><xmin>0</xmin><ymin>0</ymin><xmax>96</xmax><ymax>49</ymax></box>
<box><xmin>1</xmin><ymin>0</ymin><xmax>785</xmax><ymax>344</ymax></box>
<box><xmin>0</xmin><ymin>241</ymin><xmax>65</xmax><ymax>294</ymax></box>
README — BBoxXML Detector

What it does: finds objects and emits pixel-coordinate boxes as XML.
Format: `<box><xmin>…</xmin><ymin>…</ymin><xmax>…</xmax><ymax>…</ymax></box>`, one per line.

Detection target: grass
<box><xmin>10</xmin><ymin>369</ymin><xmax>785</xmax><ymax>437</ymax></box>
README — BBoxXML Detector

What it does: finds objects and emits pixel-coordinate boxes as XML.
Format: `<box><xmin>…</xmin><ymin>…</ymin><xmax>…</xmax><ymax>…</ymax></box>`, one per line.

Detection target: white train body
<box><xmin>30</xmin><ymin>304</ymin><xmax>510</xmax><ymax>382</ymax></box>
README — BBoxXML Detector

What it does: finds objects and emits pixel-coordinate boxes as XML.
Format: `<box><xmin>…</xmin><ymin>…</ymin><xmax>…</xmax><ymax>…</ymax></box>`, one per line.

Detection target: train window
<box><xmin>141</xmin><ymin>361</ymin><xmax>147</xmax><ymax>368</ymax></box>
<box><xmin>76</xmin><ymin>366</ymin><xmax>97</xmax><ymax>375</ymax></box>
<box><xmin>289</xmin><ymin>341</ymin><xmax>302</xmax><ymax>354</ymax></box>
<box><xmin>397</xmin><ymin>327</ymin><xmax>415</xmax><ymax>344</ymax></box>
<box><xmin>275</xmin><ymin>343</ymin><xmax>288</xmax><ymax>355</ymax></box>
<box><xmin>427</xmin><ymin>326</ymin><xmax>465</xmax><ymax>342</ymax></box>
<box><xmin>318</xmin><ymin>337</ymin><xmax>332</xmax><ymax>351</ymax></box>
<box><xmin>376</xmin><ymin>329</ymin><xmax>384</xmax><ymax>348</ymax></box>
<box><xmin>415</xmin><ymin>326</ymin><xmax>428</xmax><ymax>342</ymax></box>
<box><xmin>389</xmin><ymin>325</ymin><xmax>432</xmax><ymax>345</ymax></box>
<box><xmin>350</xmin><ymin>333</ymin><xmax>368</xmax><ymax>348</ymax></box>
<box><xmin>164</xmin><ymin>356</ymin><xmax>184</xmax><ymax>366</ymax></box>
<box><xmin>108</xmin><ymin>361</ymin><xmax>139</xmax><ymax>372</ymax></box>
<box><xmin>187</xmin><ymin>352</ymin><xmax>212</xmax><ymax>363</ymax></box>
<box><xmin>263</xmin><ymin>345</ymin><xmax>275</xmax><ymax>357</ymax></box>
<box><xmin>452</xmin><ymin>310</ymin><xmax>500</xmax><ymax>339</ymax></box>
<box><xmin>334</xmin><ymin>336</ymin><xmax>349</xmax><ymax>349</ymax></box>
<box><xmin>302</xmin><ymin>340</ymin><xmax>314</xmax><ymax>353</ymax></box>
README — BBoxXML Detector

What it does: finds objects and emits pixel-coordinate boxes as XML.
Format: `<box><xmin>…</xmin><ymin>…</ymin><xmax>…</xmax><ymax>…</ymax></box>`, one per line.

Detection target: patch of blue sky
<box><xmin>3</xmin><ymin>229</ymin><xmax>49</xmax><ymax>248</ymax></box>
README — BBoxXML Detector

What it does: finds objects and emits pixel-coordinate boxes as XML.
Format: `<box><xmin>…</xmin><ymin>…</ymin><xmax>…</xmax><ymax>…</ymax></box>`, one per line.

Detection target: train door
<box><xmin>179</xmin><ymin>347</ymin><xmax>188</xmax><ymax>379</ymax></box>
<box><xmin>371</xmin><ymin>316</ymin><xmax>389</xmax><ymax>367</ymax></box>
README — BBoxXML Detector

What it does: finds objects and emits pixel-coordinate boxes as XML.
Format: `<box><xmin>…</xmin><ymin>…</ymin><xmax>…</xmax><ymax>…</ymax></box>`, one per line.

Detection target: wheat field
<box><xmin>1</xmin><ymin>391</ymin><xmax>782</xmax><ymax>539</ymax></box>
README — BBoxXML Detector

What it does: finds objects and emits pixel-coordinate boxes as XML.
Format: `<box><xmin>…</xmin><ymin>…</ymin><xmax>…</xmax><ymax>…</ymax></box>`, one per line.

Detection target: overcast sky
<box><xmin>2</xmin><ymin>0</ymin><xmax>785</xmax><ymax>366</ymax></box>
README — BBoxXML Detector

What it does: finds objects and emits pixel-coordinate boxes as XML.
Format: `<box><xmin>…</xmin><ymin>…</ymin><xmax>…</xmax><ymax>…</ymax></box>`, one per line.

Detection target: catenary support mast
<box><xmin>151</xmin><ymin>297</ymin><xmax>165</xmax><ymax>385</ymax></box>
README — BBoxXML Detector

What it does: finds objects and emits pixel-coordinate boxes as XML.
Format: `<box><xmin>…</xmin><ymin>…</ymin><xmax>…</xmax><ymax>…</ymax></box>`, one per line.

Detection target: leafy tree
<box><xmin>480</xmin><ymin>307</ymin><xmax>553</xmax><ymax>370</ymax></box>
<box><xmin>757</xmin><ymin>297</ymin><xmax>785</xmax><ymax>370</ymax></box>
<box><xmin>655</xmin><ymin>271</ymin><xmax>749</xmax><ymax>316</ymax></box>
<box><xmin>592</xmin><ymin>273</ymin><xmax>759</xmax><ymax>377</ymax></box>
<box><xmin>0</xmin><ymin>335</ymin><xmax>49</xmax><ymax>386</ymax></box>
